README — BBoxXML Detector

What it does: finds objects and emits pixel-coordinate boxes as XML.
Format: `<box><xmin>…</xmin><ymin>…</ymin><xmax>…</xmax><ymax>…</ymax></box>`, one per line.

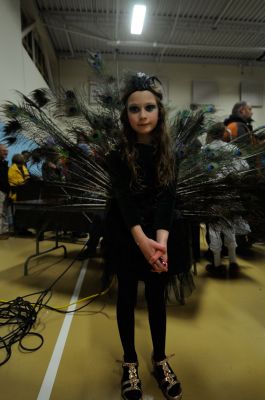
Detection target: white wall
<box><xmin>0</xmin><ymin>0</ymin><xmax>49</xmax><ymax>105</ymax></box>
<box><xmin>59</xmin><ymin>59</ymin><xmax>265</xmax><ymax>128</ymax></box>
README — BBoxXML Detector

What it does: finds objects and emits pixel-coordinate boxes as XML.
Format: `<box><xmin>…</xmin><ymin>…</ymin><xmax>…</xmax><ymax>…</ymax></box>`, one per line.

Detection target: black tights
<box><xmin>117</xmin><ymin>272</ymin><xmax>167</xmax><ymax>363</ymax></box>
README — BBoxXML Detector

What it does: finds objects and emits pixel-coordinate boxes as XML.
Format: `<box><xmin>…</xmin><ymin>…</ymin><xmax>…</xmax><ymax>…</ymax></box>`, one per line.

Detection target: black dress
<box><xmin>104</xmin><ymin>143</ymin><xmax>193</xmax><ymax>286</ymax></box>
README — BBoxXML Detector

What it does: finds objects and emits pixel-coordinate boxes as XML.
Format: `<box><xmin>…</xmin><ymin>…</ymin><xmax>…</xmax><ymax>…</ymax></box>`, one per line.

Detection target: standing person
<box><xmin>0</xmin><ymin>144</ymin><xmax>10</xmax><ymax>239</ymax></box>
<box><xmin>202</xmin><ymin>123</ymin><xmax>250</xmax><ymax>276</ymax></box>
<box><xmin>21</xmin><ymin>150</ymin><xmax>31</xmax><ymax>165</ymax></box>
<box><xmin>42</xmin><ymin>147</ymin><xmax>65</xmax><ymax>182</ymax></box>
<box><xmin>8</xmin><ymin>153</ymin><xmax>33</xmax><ymax>236</ymax></box>
<box><xmin>104</xmin><ymin>73</ymin><xmax>183</xmax><ymax>400</ymax></box>
<box><xmin>223</xmin><ymin>101</ymin><xmax>254</xmax><ymax>143</ymax></box>
<box><xmin>8</xmin><ymin>154</ymin><xmax>30</xmax><ymax>201</ymax></box>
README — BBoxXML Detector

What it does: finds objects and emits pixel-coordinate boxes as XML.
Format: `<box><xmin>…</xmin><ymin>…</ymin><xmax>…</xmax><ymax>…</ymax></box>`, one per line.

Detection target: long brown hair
<box><xmin>120</xmin><ymin>84</ymin><xmax>175</xmax><ymax>187</ymax></box>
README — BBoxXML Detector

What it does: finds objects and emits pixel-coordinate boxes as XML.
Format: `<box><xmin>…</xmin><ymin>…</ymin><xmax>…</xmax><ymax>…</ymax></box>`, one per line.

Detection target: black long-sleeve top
<box><xmin>104</xmin><ymin>143</ymin><xmax>192</xmax><ymax>278</ymax></box>
<box><xmin>107</xmin><ymin>143</ymin><xmax>176</xmax><ymax>233</ymax></box>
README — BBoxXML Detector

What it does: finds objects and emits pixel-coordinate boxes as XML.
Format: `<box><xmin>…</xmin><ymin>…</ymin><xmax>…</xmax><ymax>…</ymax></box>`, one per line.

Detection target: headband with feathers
<box><xmin>121</xmin><ymin>72</ymin><xmax>163</xmax><ymax>103</ymax></box>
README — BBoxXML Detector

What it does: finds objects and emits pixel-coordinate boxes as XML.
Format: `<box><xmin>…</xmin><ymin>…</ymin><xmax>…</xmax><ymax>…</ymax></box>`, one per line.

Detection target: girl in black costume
<box><xmin>104</xmin><ymin>73</ymin><xmax>184</xmax><ymax>400</ymax></box>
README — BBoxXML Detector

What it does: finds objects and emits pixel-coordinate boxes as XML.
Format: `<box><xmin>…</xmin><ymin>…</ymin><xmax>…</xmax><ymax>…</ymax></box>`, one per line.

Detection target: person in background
<box><xmin>21</xmin><ymin>150</ymin><xmax>31</xmax><ymax>164</ymax></box>
<box><xmin>8</xmin><ymin>153</ymin><xmax>33</xmax><ymax>236</ymax></box>
<box><xmin>104</xmin><ymin>73</ymin><xmax>183</xmax><ymax>400</ymax></box>
<box><xmin>0</xmin><ymin>144</ymin><xmax>10</xmax><ymax>239</ymax></box>
<box><xmin>255</xmin><ymin>131</ymin><xmax>265</xmax><ymax>173</ymax></box>
<box><xmin>202</xmin><ymin>122</ymin><xmax>250</xmax><ymax>276</ymax></box>
<box><xmin>42</xmin><ymin>147</ymin><xmax>65</xmax><ymax>182</ymax></box>
<box><xmin>224</xmin><ymin>102</ymin><xmax>258</xmax><ymax>251</ymax></box>
<box><xmin>8</xmin><ymin>153</ymin><xmax>30</xmax><ymax>201</ymax></box>
<box><xmin>223</xmin><ymin>101</ymin><xmax>254</xmax><ymax>144</ymax></box>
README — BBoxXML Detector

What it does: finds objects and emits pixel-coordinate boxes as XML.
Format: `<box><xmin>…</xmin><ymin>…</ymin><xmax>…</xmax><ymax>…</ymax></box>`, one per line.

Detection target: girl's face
<box><xmin>127</xmin><ymin>90</ymin><xmax>159</xmax><ymax>143</ymax></box>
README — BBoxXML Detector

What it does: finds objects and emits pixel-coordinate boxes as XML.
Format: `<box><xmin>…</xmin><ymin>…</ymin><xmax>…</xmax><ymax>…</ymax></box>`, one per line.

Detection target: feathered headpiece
<box><xmin>121</xmin><ymin>72</ymin><xmax>163</xmax><ymax>103</ymax></box>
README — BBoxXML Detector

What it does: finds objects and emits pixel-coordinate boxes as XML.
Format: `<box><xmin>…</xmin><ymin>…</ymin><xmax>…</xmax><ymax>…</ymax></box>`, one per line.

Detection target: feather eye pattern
<box><xmin>171</xmin><ymin>109</ymin><xmax>207</xmax><ymax>150</ymax></box>
<box><xmin>170</xmin><ymin>108</ymin><xmax>265</xmax><ymax>237</ymax></box>
<box><xmin>1</xmin><ymin>88</ymin><xmax>113</xmax><ymax>204</ymax></box>
<box><xmin>31</xmin><ymin>88</ymin><xmax>51</xmax><ymax>108</ymax></box>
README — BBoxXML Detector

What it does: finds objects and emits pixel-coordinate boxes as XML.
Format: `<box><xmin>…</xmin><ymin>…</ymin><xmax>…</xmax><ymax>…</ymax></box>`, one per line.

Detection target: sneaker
<box><xmin>206</xmin><ymin>263</ymin><xmax>226</xmax><ymax>276</ymax></box>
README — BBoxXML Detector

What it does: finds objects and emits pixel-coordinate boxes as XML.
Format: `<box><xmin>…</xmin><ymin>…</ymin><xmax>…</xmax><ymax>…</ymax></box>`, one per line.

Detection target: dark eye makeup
<box><xmin>128</xmin><ymin>104</ymin><xmax>157</xmax><ymax>113</ymax></box>
<box><xmin>145</xmin><ymin>104</ymin><xmax>157</xmax><ymax>112</ymax></box>
<box><xmin>128</xmin><ymin>105</ymin><xmax>140</xmax><ymax>113</ymax></box>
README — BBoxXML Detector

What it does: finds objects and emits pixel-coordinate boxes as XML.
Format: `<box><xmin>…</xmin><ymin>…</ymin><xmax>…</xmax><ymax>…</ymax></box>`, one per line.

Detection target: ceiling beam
<box><xmin>44</xmin><ymin>23</ymin><xmax>265</xmax><ymax>53</ymax></box>
<box><xmin>22</xmin><ymin>22</ymin><xmax>36</xmax><ymax>38</ymax></box>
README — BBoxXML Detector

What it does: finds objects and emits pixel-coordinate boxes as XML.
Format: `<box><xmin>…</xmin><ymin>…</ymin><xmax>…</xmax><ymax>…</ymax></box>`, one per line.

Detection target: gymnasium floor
<box><xmin>0</xmin><ymin>232</ymin><xmax>264</xmax><ymax>400</ymax></box>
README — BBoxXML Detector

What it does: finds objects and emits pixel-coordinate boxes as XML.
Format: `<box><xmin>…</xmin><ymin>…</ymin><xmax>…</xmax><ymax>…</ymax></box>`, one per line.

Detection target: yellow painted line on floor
<box><xmin>37</xmin><ymin>262</ymin><xmax>87</xmax><ymax>400</ymax></box>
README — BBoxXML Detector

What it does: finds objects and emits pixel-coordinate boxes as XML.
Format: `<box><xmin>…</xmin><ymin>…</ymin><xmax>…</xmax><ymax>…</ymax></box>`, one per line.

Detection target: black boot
<box><xmin>121</xmin><ymin>361</ymin><xmax>142</xmax><ymax>400</ymax></box>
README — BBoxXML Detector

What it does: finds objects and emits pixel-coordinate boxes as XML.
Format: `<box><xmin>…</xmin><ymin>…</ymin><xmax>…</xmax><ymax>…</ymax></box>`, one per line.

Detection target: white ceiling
<box><xmin>35</xmin><ymin>0</ymin><xmax>265</xmax><ymax>66</ymax></box>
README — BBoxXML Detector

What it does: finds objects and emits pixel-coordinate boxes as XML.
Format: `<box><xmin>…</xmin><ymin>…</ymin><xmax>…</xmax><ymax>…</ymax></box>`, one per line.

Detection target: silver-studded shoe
<box><xmin>152</xmin><ymin>355</ymin><xmax>182</xmax><ymax>400</ymax></box>
<box><xmin>121</xmin><ymin>361</ymin><xmax>142</xmax><ymax>400</ymax></box>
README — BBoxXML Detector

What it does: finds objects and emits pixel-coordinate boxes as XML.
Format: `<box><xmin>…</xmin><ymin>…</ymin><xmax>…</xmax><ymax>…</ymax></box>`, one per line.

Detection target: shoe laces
<box><xmin>117</xmin><ymin>360</ymin><xmax>140</xmax><ymax>390</ymax></box>
<box><xmin>153</xmin><ymin>354</ymin><xmax>176</xmax><ymax>386</ymax></box>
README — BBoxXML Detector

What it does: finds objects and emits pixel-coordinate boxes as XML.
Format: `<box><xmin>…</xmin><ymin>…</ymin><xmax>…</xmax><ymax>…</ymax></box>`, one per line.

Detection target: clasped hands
<box><xmin>140</xmin><ymin>238</ymin><xmax>168</xmax><ymax>274</ymax></box>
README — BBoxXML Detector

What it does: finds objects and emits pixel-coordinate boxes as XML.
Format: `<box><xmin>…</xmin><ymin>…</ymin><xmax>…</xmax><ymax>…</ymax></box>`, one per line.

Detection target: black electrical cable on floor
<box><xmin>0</xmin><ymin>249</ymin><xmax>110</xmax><ymax>366</ymax></box>
<box><xmin>0</xmin><ymin>296</ymin><xmax>39</xmax><ymax>366</ymax></box>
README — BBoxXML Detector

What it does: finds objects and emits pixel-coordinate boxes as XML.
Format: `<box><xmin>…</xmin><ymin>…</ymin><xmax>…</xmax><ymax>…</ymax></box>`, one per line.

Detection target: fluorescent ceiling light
<box><xmin>131</xmin><ymin>5</ymin><xmax>146</xmax><ymax>35</ymax></box>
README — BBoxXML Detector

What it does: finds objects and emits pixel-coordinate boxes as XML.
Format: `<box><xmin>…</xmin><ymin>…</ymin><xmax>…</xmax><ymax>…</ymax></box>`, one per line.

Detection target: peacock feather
<box><xmin>1</xmin><ymin>74</ymin><xmax>265</xmax><ymax>239</ymax></box>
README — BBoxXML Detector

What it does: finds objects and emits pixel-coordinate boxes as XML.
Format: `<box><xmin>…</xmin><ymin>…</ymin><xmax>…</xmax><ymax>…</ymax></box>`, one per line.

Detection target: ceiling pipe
<box><xmin>108</xmin><ymin>40</ymin><xmax>264</xmax><ymax>53</ymax></box>
<box><xmin>65</xmin><ymin>30</ymin><xmax>75</xmax><ymax>56</ymax></box>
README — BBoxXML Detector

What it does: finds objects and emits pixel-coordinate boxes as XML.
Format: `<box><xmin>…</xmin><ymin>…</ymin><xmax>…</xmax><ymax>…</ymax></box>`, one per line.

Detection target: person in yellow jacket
<box><xmin>8</xmin><ymin>154</ymin><xmax>30</xmax><ymax>201</ymax></box>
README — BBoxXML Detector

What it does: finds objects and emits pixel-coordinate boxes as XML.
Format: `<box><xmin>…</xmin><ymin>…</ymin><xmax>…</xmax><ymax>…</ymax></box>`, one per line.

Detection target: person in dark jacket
<box><xmin>104</xmin><ymin>73</ymin><xmax>183</xmax><ymax>400</ymax></box>
<box><xmin>223</xmin><ymin>101</ymin><xmax>254</xmax><ymax>143</ymax></box>
<box><xmin>42</xmin><ymin>147</ymin><xmax>65</xmax><ymax>182</ymax></box>
<box><xmin>0</xmin><ymin>144</ymin><xmax>10</xmax><ymax>238</ymax></box>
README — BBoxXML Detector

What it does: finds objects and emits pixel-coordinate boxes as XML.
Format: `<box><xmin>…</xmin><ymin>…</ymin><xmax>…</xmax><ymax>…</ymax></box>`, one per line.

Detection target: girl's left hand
<box><xmin>150</xmin><ymin>252</ymin><xmax>168</xmax><ymax>273</ymax></box>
